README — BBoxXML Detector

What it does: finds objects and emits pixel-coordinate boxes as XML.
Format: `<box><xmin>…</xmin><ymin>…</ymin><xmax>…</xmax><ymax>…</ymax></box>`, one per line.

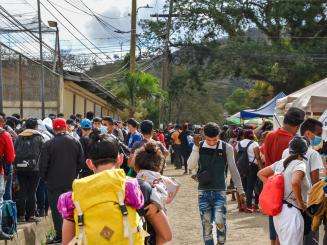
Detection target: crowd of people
<box><xmin>0</xmin><ymin>111</ymin><xmax>179</xmax><ymax>244</ymax></box>
<box><xmin>0</xmin><ymin>106</ymin><xmax>326</xmax><ymax>245</ymax></box>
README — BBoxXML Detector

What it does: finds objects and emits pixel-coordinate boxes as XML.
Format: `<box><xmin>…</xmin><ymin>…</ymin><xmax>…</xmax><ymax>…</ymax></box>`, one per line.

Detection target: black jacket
<box><xmin>14</xmin><ymin>129</ymin><xmax>44</xmax><ymax>172</ymax></box>
<box><xmin>39</xmin><ymin>133</ymin><xmax>84</xmax><ymax>191</ymax></box>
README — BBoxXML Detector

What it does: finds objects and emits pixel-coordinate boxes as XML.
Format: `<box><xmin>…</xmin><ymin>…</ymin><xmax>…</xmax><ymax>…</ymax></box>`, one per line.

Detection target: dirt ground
<box><xmin>164</xmin><ymin>165</ymin><xmax>270</xmax><ymax>245</ymax></box>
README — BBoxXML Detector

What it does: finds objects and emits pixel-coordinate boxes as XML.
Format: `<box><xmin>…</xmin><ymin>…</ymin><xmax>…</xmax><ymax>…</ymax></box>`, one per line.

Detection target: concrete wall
<box><xmin>63</xmin><ymin>80</ymin><xmax>115</xmax><ymax>118</ymax></box>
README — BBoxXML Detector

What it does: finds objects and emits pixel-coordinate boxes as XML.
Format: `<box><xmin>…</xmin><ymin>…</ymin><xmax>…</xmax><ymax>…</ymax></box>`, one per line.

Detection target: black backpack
<box><xmin>14</xmin><ymin>135</ymin><xmax>42</xmax><ymax>171</ymax></box>
<box><xmin>236</xmin><ymin>141</ymin><xmax>254</xmax><ymax>177</ymax></box>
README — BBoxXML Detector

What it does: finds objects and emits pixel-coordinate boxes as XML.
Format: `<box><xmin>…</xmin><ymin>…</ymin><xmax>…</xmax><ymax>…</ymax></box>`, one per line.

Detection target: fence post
<box><xmin>19</xmin><ymin>54</ymin><xmax>23</xmax><ymax>118</ymax></box>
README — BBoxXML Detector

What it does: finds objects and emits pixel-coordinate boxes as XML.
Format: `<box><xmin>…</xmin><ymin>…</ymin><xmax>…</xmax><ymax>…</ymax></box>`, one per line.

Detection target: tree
<box><xmin>142</xmin><ymin>0</ymin><xmax>327</xmax><ymax>94</ymax></box>
<box><xmin>109</xmin><ymin>71</ymin><xmax>163</xmax><ymax>118</ymax></box>
<box><xmin>224</xmin><ymin>80</ymin><xmax>274</xmax><ymax>114</ymax></box>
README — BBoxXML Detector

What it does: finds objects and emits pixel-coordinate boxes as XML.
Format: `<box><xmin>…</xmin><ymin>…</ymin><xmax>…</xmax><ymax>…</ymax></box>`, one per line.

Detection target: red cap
<box><xmin>53</xmin><ymin>118</ymin><xmax>67</xmax><ymax>130</ymax></box>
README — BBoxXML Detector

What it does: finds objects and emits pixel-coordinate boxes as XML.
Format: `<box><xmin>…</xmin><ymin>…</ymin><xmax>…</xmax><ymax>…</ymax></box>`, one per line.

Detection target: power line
<box><xmin>39</xmin><ymin>0</ymin><xmax>110</xmax><ymax>64</ymax></box>
<box><xmin>43</xmin><ymin>0</ymin><xmax>114</xmax><ymax>62</ymax></box>
<box><xmin>0</xmin><ymin>6</ymin><xmax>55</xmax><ymax>54</ymax></box>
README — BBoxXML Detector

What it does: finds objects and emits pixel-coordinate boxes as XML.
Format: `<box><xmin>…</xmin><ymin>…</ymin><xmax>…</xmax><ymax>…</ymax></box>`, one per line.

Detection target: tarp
<box><xmin>276</xmin><ymin>78</ymin><xmax>327</xmax><ymax>114</ymax></box>
<box><xmin>240</xmin><ymin>92</ymin><xmax>286</xmax><ymax>119</ymax></box>
<box><xmin>225</xmin><ymin>111</ymin><xmax>264</xmax><ymax>125</ymax></box>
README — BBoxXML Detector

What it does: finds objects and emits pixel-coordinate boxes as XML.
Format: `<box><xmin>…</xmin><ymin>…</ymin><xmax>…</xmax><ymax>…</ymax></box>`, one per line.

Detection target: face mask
<box><xmin>69</xmin><ymin>125</ymin><xmax>75</xmax><ymax>131</ymax></box>
<box><xmin>311</xmin><ymin>135</ymin><xmax>322</xmax><ymax>147</ymax></box>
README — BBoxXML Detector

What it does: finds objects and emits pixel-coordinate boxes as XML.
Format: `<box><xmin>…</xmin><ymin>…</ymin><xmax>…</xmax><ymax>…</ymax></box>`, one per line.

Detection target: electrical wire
<box><xmin>43</xmin><ymin>0</ymin><xmax>114</xmax><ymax>62</ymax></box>
<box><xmin>39</xmin><ymin>0</ymin><xmax>111</xmax><ymax>63</ymax></box>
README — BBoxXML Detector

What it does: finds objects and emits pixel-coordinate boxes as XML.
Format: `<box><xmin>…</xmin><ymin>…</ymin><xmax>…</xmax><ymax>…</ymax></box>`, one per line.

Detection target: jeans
<box><xmin>36</xmin><ymin>179</ymin><xmax>49</xmax><ymax>215</ymax></box>
<box><xmin>0</xmin><ymin>175</ymin><xmax>5</xmax><ymax>232</ymax></box>
<box><xmin>241</xmin><ymin>164</ymin><xmax>259</xmax><ymax>207</ymax></box>
<box><xmin>16</xmin><ymin>171</ymin><xmax>39</xmax><ymax>219</ymax></box>
<box><xmin>198</xmin><ymin>190</ymin><xmax>227</xmax><ymax>245</ymax></box>
<box><xmin>3</xmin><ymin>164</ymin><xmax>13</xmax><ymax>201</ymax></box>
<box><xmin>48</xmin><ymin>188</ymin><xmax>70</xmax><ymax>239</ymax></box>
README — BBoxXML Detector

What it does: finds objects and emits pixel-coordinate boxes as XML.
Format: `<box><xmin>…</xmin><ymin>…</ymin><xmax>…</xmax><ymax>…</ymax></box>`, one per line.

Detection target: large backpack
<box><xmin>70</xmin><ymin>169</ymin><xmax>145</xmax><ymax>245</ymax></box>
<box><xmin>1</xmin><ymin>200</ymin><xmax>17</xmax><ymax>235</ymax></box>
<box><xmin>14</xmin><ymin>134</ymin><xmax>42</xmax><ymax>171</ymax></box>
<box><xmin>236</xmin><ymin>141</ymin><xmax>254</xmax><ymax>177</ymax></box>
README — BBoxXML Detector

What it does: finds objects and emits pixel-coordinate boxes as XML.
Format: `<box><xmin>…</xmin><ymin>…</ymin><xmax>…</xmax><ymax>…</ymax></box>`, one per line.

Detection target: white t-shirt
<box><xmin>271</xmin><ymin>159</ymin><xmax>310</xmax><ymax>208</ymax></box>
<box><xmin>282</xmin><ymin>147</ymin><xmax>324</xmax><ymax>186</ymax></box>
<box><xmin>237</xmin><ymin>139</ymin><xmax>259</xmax><ymax>164</ymax></box>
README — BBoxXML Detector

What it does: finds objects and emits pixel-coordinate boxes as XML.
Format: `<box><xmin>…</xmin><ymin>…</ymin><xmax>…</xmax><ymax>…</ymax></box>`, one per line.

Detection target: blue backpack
<box><xmin>1</xmin><ymin>200</ymin><xmax>17</xmax><ymax>235</ymax></box>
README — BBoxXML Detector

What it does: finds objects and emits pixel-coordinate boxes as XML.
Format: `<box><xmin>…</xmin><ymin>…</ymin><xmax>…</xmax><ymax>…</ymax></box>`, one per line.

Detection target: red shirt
<box><xmin>263</xmin><ymin>128</ymin><xmax>294</xmax><ymax>167</ymax></box>
<box><xmin>0</xmin><ymin>130</ymin><xmax>15</xmax><ymax>175</ymax></box>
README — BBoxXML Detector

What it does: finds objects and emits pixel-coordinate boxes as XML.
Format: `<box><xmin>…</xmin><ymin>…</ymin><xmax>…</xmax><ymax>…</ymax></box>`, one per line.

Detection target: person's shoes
<box><xmin>46</xmin><ymin>236</ymin><xmax>62</xmax><ymax>244</ymax></box>
<box><xmin>191</xmin><ymin>174</ymin><xmax>198</xmax><ymax>181</ymax></box>
<box><xmin>37</xmin><ymin>209</ymin><xmax>46</xmax><ymax>217</ymax></box>
<box><xmin>183</xmin><ymin>171</ymin><xmax>188</xmax><ymax>175</ymax></box>
<box><xmin>244</xmin><ymin>206</ymin><xmax>254</xmax><ymax>213</ymax></box>
<box><xmin>26</xmin><ymin>216</ymin><xmax>41</xmax><ymax>223</ymax></box>
<box><xmin>252</xmin><ymin>204</ymin><xmax>260</xmax><ymax>213</ymax></box>
<box><xmin>18</xmin><ymin>216</ymin><xmax>26</xmax><ymax>223</ymax></box>
<box><xmin>0</xmin><ymin>231</ymin><xmax>13</xmax><ymax>240</ymax></box>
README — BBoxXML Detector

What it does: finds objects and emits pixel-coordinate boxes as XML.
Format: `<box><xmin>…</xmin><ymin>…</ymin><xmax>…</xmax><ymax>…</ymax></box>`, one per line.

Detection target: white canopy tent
<box><xmin>276</xmin><ymin>78</ymin><xmax>327</xmax><ymax>115</ymax></box>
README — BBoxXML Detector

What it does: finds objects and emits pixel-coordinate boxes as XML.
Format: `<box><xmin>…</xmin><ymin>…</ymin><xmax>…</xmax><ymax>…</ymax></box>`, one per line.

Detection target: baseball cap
<box><xmin>53</xmin><ymin>118</ymin><xmax>67</xmax><ymax>130</ymax></box>
<box><xmin>80</xmin><ymin>119</ymin><xmax>92</xmax><ymax>129</ymax></box>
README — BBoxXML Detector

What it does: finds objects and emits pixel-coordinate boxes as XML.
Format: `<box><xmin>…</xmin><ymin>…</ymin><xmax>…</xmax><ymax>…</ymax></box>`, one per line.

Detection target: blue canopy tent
<box><xmin>240</xmin><ymin>92</ymin><xmax>286</xmax><ymax>119</ymax></box>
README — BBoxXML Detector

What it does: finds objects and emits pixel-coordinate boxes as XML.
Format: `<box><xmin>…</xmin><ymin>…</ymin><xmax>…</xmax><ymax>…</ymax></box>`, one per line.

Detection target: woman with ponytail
<box><xmin>135</xmin><ymin>142</ymin><xmax>179</xmax><ymax>244</ymax></box>
<box><xmin>258</xmin><ymin>136</ymin><xmax>310</xmax><ymax>245</ymax></box>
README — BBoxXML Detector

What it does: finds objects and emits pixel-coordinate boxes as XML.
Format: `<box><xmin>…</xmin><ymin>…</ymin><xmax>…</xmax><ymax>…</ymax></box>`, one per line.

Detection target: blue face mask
<box><xmin>311</xmin><ymin>135</ymin><xmax>322</xmax><ymax>147</ymax></box>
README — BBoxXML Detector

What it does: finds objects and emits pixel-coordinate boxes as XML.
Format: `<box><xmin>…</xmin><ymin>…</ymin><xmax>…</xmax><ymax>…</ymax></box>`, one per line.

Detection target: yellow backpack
<box><xmin>69</xmin><ymin>169</ymin><xmax>145</xmax><ymax>245</ymax></box>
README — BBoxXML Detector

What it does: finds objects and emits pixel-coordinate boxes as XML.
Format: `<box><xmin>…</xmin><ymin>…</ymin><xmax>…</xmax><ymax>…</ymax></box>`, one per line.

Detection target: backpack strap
<box><xmin>199</xmin><ymin>141</ymin><xmax>204</xmax><ymax>150</ymax></box>
<box><xmin>117</xmin><ymin>191</ymin><xmax>134</xmax><ymax>245</ymax></box>
<box><xmin>73</xmin><ymin>201</ymin><xmax>86</xmax><ymax>245</ymax></box>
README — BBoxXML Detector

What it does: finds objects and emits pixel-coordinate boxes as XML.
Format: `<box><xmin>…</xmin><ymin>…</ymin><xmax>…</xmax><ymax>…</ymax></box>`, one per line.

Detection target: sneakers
<box><xmin>46</xmin><ymin>236</ymin><xmax>62</xmax><ymax>244</ymax></box>
<box><xmin>26</xmin><ymin>216</ymin><xmax>41</xmax><ymax>223</ymax></box>
<box><xmin>0</xmin><ymin>231</ymin><xmax>13</xmax><ymax>240</ymax></box>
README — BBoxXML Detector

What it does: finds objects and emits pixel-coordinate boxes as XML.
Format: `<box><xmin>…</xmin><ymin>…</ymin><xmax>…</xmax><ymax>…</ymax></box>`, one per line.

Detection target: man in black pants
<box><xmin>40</xmin><ymin>118</ymin><xmax>84</xmax><ymax>244</ymax></box>
<box><xmin>14</xmin><ymin>118</ymin><xmax>45</xmax><ymax>222</ymax></box>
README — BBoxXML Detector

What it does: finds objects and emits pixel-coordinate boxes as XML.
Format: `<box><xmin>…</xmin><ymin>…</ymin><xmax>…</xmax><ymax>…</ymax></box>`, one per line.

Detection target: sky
<box><xmin>0</xmin><ymin>0</ymin><xmax>165</xmax><ymax>62</ymax></box>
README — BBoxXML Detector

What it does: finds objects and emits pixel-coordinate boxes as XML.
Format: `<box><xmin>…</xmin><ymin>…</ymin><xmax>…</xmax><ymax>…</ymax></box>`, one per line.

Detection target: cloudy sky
<box><xmin>0</xmin><ymin>0</ymin><xmax>164</xmax><ymax>60</ymax></box>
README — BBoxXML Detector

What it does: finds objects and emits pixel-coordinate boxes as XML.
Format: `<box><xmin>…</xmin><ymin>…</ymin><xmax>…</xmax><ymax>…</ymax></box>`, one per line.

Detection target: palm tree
<box><xmin>116</xmin><ymin>71</ymin><xmax>162</xmax><ymax>118</ymax></box>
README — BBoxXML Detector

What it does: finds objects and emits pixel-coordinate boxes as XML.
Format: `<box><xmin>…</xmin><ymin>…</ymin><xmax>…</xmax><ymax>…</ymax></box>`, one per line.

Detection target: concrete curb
<box><xmin>0</xmin><ymin>216</ymin><xmax>53</xmax><ymax>245</ymax></box>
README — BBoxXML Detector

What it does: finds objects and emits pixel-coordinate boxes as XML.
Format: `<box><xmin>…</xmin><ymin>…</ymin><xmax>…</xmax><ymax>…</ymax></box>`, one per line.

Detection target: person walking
<box><xmin>188</xmin><ymin>122</ymin><xmax>245</xmax><ymax>245</ymax></box>
<box><xmin>78</xmin><ymin>119</ymin><xmax>93</xmax><ymax>178</ymax></box>
<box><xmin>282</xmin><ymin>118</ymin><xmax>324</xmax><ymax>244</ymax></box>
<box><xmin>0</xmin><ymin>113</ymin><xmax>15</xmax><ymax>240</ymax></box>
<box><xmin>14</xmin><ymin>118</ymin><xmax>45</xmax><ymax>222</ymax></box>
<box><xmin>171</xmin><ymin>125</ymin><xmax>183</xmax><ymax>169</ymax></box>
<box><xmin>128</xmin><ymin>120</ymin><xmax>168</xmax><ymax>177</ymax></box>
<box><xmin>258</xmin><ymin>136</ymin><xmax>310</xmax><ymax>245</ymax></box>
<box><xmin>236</xmin><ymin>129</ymin><xmax>263</xmax><ymax>212</ymax></box>
<box><xmin>39</xmin><ymin>118</ymin><xmax>84</xmax><ymax>244</ymax></box>
<box><xmin>263</xmin><ymin>107</ymin><xmax>305</xmax><ymax>245</ymax></box>
<box><xmin>179</xmin><ymin>123</ymin><xmax>192</xmax><ymax>174</ymax></box>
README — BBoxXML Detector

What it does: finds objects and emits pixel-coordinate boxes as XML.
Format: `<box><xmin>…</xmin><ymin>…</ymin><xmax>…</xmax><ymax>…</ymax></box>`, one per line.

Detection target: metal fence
<box><xmin>0</xmin><ymin>42</ymin><xmax>60</xmax><ymax>118</ymax></box>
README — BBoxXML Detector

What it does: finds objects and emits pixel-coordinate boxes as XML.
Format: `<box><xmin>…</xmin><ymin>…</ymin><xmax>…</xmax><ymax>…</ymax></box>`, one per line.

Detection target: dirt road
<box><xmin>165</xmin><ymin>166</ymin><xmax>270</xmax><ymax>245</ymax></box>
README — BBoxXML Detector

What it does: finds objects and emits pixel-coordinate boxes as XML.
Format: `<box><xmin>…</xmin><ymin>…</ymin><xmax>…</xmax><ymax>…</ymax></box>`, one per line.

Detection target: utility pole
<box><xmin>130</xmin><ymin>0</ymin><xmax>137</xmax><ymax>73</ymax></box>
<box><xmin>159</xmin><ymin>0</ymin><xmax>174</xmax><ymax>126</ymax></box>
<box><xmin>37</xmin><ymin>0</ymin><xmax>45</xmax><ymax>119</ymax></box>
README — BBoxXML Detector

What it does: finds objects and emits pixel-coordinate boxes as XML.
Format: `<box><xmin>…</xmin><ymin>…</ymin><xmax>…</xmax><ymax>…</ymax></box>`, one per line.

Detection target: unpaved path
<box><xmin>165</xmin><ymin>165</ymin><xmax>270</xmax><ymax>245</ymax></box>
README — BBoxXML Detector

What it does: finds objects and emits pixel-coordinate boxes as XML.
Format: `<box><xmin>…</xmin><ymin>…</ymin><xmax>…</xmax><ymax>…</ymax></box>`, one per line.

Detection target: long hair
<box><xmin>283</xmin><ymin>154</ymin><xmax>300</xmax><ymax>169</ymax></box>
